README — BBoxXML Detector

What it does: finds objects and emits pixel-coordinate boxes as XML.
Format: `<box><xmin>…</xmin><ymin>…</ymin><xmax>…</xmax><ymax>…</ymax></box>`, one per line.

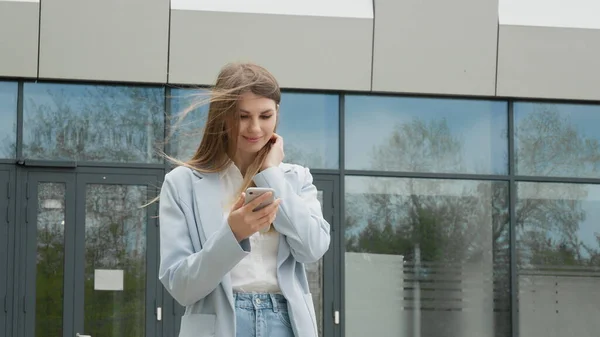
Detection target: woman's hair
<box><xmin>166</xmin><ymin>62</ymin><xmax>281</xmax><ymax>201</ymax></box>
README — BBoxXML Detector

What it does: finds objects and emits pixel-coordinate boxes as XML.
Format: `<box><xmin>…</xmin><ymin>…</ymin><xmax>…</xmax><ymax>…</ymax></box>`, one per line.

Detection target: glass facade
<box><xmin>515</xmin><ymin>102</ymin><xmax>600</xmax><ymax>178</ymax></box>
<box><xmin>1</xmin><ymin>80</ymin><xmax>599</xmax><ymax>337</ymax></box>
<box><xmin>516</xmin><ymin>182</ymin><xmax>600</xmax><ymax>336</ymax></box>
<box><xmin>169</xmin><ymin>89</ymin><xmax>339</xmax><ymax>168</ymax></box>
<box><xmin>23</xmin><ymin>83</ymin><xmax>165</xmax><ymax>163</ymax></box>
<box><xmin>345</xmin><ymin>177</ymin><xmax>510</xmax><ymax>337</ymax></box>
<box><xmin>345</xmin><ymin>95</ymin><xmax>508</xmax><ymax>174</ymax></box>
<box><xmin>0</xmin><ymin>81</ymin><xmax>18</xmax><ymax>159</ymax></box>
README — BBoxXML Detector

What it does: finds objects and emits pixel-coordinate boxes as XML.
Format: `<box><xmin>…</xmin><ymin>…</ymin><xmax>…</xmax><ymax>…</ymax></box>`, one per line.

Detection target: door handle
<box><xmin>76</xmin><ymin>334</ymin><xmax>91</xmax><ymax>337</ymax></box>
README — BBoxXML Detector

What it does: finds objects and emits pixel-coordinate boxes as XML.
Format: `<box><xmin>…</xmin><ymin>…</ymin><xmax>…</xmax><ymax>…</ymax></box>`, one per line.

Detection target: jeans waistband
<box><xmin>234</xmin><ymin>293</ymin><xmax>287</xmax><ymax>311</ymax></box>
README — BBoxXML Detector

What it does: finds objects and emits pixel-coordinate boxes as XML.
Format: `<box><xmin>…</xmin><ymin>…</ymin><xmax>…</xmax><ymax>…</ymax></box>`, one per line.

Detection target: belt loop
<box><xmin>269</xmin><ymin>294</ymin><xmax>278</xmax><ymax>313</ymax></box>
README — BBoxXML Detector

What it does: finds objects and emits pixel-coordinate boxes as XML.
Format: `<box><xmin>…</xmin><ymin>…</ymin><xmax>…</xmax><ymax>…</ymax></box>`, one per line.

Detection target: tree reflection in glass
<box><xmin>0</xmin><ymin>81</ymin><xmax>18</xmax><ymax>159</ymax></box>
<box><xmin>23</xmin><ymin>83</ymin><xmax>165</xmax><ymax>163</ymax></box>
<box><xmin>36</xmin><ymin>183</ymin><xmax>66</xmax><ymax>337</ymax></box>
<box><xmin>344</xmin><ymin>99</ymin><xmax>511</xmax><ymax>337</ymax></box>
<box><xmin>84</xmin><ymin>184</ymin><xmax>147</xmax><ymax>337</ymax></box>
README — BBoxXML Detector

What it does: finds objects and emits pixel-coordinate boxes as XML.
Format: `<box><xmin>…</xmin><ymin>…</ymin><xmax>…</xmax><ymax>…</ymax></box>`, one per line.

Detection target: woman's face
<box><xmin>234</xmin><ymin>91</ymin><xmax>278</xmax><ymax>156</ymax></box>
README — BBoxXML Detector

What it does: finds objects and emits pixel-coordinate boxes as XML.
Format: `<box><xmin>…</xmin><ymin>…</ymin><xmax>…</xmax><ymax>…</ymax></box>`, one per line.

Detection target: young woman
<box><xmin>158</xmin><ymin>62</ymin><xmax>331</xmax><ymax>337</ymax></box>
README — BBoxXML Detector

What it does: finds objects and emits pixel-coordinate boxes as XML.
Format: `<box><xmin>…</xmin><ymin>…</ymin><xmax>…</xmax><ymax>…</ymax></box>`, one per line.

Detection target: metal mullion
<box><xmin>337</xmin><ymin>94</ymin><xmax>344</xmax><ymax>337</ymax></box>
<box><xmin>16</xmin><ymin>82</ymin><xmax>24</xmax><ymax>161</ymax></box>
<box><xmin>344</xmin><ymin>169</ymin><xmax>510</xmax><ymax>181</ymax></box>
<box><xmin>508</xmin><ymin>100</ymin><xmax>519</xmax><ymax>337</ymax></box>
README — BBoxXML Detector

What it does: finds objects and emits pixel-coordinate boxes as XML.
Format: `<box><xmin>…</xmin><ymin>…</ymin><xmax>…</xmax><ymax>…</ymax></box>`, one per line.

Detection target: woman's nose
<box><xmin>248</xmin><ymin>118</ymin><xmax>261</xmax><ymax>131</ymax></box>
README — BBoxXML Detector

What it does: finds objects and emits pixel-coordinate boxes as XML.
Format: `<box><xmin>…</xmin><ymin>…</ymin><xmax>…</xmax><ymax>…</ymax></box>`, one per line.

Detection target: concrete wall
<box><xmin>497</xmin><ymin>0</ymin><xmax>600</xmax><ymax>100</ymax></box>
<box><xmin>1</xmin><ymin>0</ymin><xmax>599</xmax><ymax>100</ymax></box>
<box><xmin>0</xmin><ymin>0</ymin><xmax>39</xmax><ymax>78</ymax></box>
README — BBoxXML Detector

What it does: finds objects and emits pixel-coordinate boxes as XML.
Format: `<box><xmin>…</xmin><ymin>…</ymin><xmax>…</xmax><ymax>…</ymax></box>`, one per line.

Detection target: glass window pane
<box><xmin>517</xmin><ymin>182</ymin><xmax>600</xmax><ymax>336</ymax></box>
<box><xmin>345</xmin><ymin>95</ymin><xmax>508</xmax><ymax>174</ymax></box>
<box><xmin>23</xmin><ymin>83</ymin><xmax>165</xmax><ymax>163</ymax></box>
<box><xmin>84</xmin><ymin>184</ymin><xmax>147</xmax><ymax>336</ymax></box>
<box><xmin>169</xmin><ymin>89</ymin><xmax>339</xmax><ymax>169</ymax></box>
<box><xmin>0</xmin><ymin>81</ymin><xmax>18</xmax><ymax>159</ymax></box>
<box><xmin>515</xmin><ymin>102</ymin><xmax>600</xmax><ymax>178</ymax></box>
<box><xmin>344</xmin><ymin>176</ymin><xmax>510</xmax><ymax>337</ymax></box>
<box><xmin>37</xmin><ymin>183</ymin><xmax>66</xmax><ymax>337</ymax></box>
<box><xmin>277</xmin><ymin>93</ymin><xmax>338</xmax><ymax>169</ymax></box>
<box><xmin>168</xmin><ymin>88</ymin><xmax>208</xmax><ymax>161</ymax></box>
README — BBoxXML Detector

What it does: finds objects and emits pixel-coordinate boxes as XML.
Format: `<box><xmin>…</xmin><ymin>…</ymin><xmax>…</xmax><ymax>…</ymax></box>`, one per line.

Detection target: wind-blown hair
<box><xmin>163</xmin><ymin>62</ymin><xmax>281</xmax><ymax>202</ymax></box>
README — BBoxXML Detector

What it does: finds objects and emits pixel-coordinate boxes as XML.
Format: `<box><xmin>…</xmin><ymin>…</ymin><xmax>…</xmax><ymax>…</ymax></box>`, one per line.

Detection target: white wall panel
<box><xmin>371</xmin><ymin>0</ymin><xmax>498</xmax><ymax>96</ymax></box>
<box><xmin>0</xmin><ymin>0</ymin><xmax>39</xmax><ymax>78</ymax></box>
<box><xmin>168</xmin><ymin>8</ymin><xmax>373</xmax><ymax>90</ymax></box>
<box><xmin>497</xmin><ymin>25</ymin><xmax>600</xmax><ymax>100</ymax></box>
<box><xmin>173</xmin><ymin>0</ymin><xmax>372</xmax><ymax>18</ymax></box>
<box><xmin>500</xmin><ymin>0</ymin><xmax>600</xmax><ymax>29</ymax></box>
<box><xmin>38</xmin><ymin>0</ymin><xmax>169</xmax><ymax>83</ymax></box>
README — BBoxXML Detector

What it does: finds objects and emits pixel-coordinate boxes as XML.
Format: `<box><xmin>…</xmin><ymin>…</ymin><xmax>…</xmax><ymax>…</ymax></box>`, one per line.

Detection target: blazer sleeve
<box><xmin>158</xmin><ymin>174</ymin><xmax>250</xmax><ymax>307</ymax></box>
<box><xmin>253</xmin><ymin>166</ymin><xmax>331</xmax><ymax>263</ymax></box>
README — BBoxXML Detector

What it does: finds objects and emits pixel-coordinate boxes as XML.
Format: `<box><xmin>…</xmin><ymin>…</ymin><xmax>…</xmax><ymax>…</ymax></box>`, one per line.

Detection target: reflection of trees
<box><xmin>84</xmin><ymin>185</ymin><xmax>146</xmax><ymax>337</ymax></box>
<box><xmin>284</xmin><ymin>143</ymin><xmax>324</xmax><ymax>169</ymax></box>
<box><xmin>0</xmin><ymin>123</ymin><xmax>16</xmax><ymax>158</ymax></box>
<box><xmin>516</xmin><ymin>106</ymin><xmax>600</xmax><ymax>177</ymax></box>
<box><xmin>368</xmin><ymin>119</ymin><xmax>465</xmax><ymax>173</ymax></box>
<box><xmin>347</xmin><ymin>106</ymin><xmax>600</xmax><ymax>264</ymax></box>
<box><xmin>169</xmin><ymin>90</ymin><xmax>329</xmax><ymax>167</ymax></box>
<box><xmin>515</xmin><ymin>106</ymin><xmax>600</xmax><ymax>268</ymax></box>
<box><xmin>36</xmin><ymin>183</ymin><xmax>65</xmax><ymax>337</ymax></box>
<box><xmin>34</xmin><ymin>183</ymin><xmax>147</xmax><ymax>337</ymax></box>
<box><xmin>345</xmin><ymin>105</ymin><xmax>600</xmax><ymax>336</ymax></box>
<box><xmin>23</xmin><ymin>85</ymin><xmax>164</xmax><ymax>163</ymax></box>
<box><xmin>345</xmin><ymin>114</ymin><xmax>511</xmax><ymax>334</ymax></box>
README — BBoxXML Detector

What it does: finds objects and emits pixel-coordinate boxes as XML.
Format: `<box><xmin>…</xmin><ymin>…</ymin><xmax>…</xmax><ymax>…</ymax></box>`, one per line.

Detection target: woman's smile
<box><xmin>243</xmin><ymin>136</ymin><xmax>262</xmax><ymax>143</ymax></box>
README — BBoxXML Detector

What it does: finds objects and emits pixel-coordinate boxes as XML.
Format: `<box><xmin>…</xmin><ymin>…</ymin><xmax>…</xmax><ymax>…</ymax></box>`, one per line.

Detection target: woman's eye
<box><xmin>240</xmin><ymin>115</ymin><xmax>249</xmax><ymax>119</ymax></box>
<box><xmin>261</xmin><ymin>115</ymin><xmax>273</xmax><ymax>119</ymax></box>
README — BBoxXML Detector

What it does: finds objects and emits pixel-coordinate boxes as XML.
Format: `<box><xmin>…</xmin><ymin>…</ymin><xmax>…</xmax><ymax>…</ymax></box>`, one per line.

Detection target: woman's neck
<box><xmin>232</xmin><ymin>151</ymin><xmax>256</xmax><ymax>176</ymax></box>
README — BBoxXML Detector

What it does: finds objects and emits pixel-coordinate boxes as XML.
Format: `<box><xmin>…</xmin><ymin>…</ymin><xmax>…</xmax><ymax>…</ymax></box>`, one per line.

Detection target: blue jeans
<box><xmin>235</xmin><ymin>293</ymin><xmax>295</xmax><ymax>337</ymax></box>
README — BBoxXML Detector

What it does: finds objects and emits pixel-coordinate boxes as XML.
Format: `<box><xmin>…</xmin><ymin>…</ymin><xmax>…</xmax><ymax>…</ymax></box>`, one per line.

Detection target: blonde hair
<box><xmin>161</xmin><ymin>62</ymin><xmax>281</xmax><ymax>203</ymax></box>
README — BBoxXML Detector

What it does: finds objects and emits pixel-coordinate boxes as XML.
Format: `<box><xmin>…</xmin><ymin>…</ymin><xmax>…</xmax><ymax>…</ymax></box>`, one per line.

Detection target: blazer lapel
<box><xmin>191</xmin><ymin>171</ymin><xmax>224</xmax><ymax>240</ymax></box>
<box><xmin>191</xmin><ymin>171</ymin><xmax>235</xmax><ymax>310</ymax></box>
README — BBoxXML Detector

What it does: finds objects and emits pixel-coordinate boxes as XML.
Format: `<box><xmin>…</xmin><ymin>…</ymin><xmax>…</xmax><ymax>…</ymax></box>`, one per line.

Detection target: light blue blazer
<box><xmin>158</xmin><ymin>163</ymin><xmax>331</xmax><ymax>337</ymax></box>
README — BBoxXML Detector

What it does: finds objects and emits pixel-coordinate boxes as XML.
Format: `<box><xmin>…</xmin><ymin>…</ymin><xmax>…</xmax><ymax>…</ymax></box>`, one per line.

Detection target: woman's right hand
<box><xmin>228</xmin><ymin>192</ymin><xmax>281</xmax><ymax>241</ymax></box>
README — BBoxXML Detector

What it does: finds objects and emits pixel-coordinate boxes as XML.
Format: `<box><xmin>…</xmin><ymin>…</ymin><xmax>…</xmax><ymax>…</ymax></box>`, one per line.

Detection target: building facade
<box><xmin>1</xmin><ymin>1</ymin><xmax>599</xmax><ymax>337</ymax></box>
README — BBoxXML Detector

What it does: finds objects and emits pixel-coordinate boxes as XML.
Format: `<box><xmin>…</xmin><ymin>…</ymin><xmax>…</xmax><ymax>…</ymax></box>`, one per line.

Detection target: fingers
<box><xmin>256</xmin><ymin>208</ymin><xmax>278</xmax><ymax>230</ymax></box>
<box><xmin>254</xmin><ymin>199</ymin><xmax>280</xmax><ymax>222</ymax></box>
<box><xmin>231</xmin><ymin>193</ymin><xmax>246</xmax><ymax>211</ymax></box>
<box><xmin>272</xmin><ymin>133</ymin><xmax>283</xmax><ymax>145</ymax></box>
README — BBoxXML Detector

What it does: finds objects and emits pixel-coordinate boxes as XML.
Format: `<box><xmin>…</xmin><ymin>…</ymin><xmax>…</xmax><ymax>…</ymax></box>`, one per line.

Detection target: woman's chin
<box><xmin>240</xmin><ymin>143</ymin><xmax>266</xmax><ymax>155</ymax></box>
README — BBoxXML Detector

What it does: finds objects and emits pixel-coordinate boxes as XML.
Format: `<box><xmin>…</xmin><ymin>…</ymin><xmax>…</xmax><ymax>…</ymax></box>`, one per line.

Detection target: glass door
<box><xmin>20</xmin><ymin>172</ymin><xmax>75</xmax><ymax>337</ymax></box>
<box><xmin>19</xmin><ymin>170</ymin><xmax>161</xmax><ymax>337</ymax></box>
<box><xmin>73</xmin><ymin>173</ymin><xmax>160</xmax><ymax>337</ymax></box>
<box><xmin>309</xmin><ymin>178</ymin><xmax>336</xmax><ymax>337</ymax></box>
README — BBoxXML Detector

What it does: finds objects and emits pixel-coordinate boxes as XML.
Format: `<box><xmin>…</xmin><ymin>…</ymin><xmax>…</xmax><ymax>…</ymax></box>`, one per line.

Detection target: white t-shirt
<box><xmin>220</xmin><ymin>163</ymin><xmax>281</xmax><ymax>294</ymax></box>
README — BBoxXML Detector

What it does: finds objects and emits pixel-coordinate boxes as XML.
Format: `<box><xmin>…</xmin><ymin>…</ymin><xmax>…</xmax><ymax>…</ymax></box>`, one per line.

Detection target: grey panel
<box><xmin>371</xmin><ymin>0</ymin><xmax>498</xmax><ymax>96</ymax></box>
<box><xmin>0</xmin><ymin>0</ymin><xmax>39</xmax><ymax>78</ymax></box>
<box><xmin>168</xmin><ymin>10</ymin><xmax>373</xmax><ymax>90</ymax></box>
<box><xmin>38</xmin><ymin>0</ymin><xmax>169</xmax><ymax>83</ymax></box>
<box><xmin>497</xmin><ymin>25</ymin><xmax>600</xmax><ymax>100</ymax></box>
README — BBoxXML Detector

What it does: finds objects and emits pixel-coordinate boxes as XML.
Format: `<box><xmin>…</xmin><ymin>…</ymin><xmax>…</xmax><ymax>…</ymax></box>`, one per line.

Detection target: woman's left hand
<box><xmin>262</xmin><ymin>133</ymin><xmax>285</xmax><ymax>170</ymax></box>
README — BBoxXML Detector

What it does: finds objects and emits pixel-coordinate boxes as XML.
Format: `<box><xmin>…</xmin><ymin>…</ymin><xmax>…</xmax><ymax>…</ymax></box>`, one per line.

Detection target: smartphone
<box><xmin>245</xmin><ymin>187</ymin><xmax>276</xmax><ymax>233</ymax></box>
<box><xmin>244</xmin><ymin>187</ymin><xmax>275</xmax><ymax>211</ymax></box>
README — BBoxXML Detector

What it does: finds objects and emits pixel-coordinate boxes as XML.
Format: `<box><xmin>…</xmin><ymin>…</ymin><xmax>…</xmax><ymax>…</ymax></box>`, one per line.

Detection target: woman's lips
<box><xmin>243</xmin><ymin>136</ymin><xmax>261</xmax><ymax>143</ymax></box>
